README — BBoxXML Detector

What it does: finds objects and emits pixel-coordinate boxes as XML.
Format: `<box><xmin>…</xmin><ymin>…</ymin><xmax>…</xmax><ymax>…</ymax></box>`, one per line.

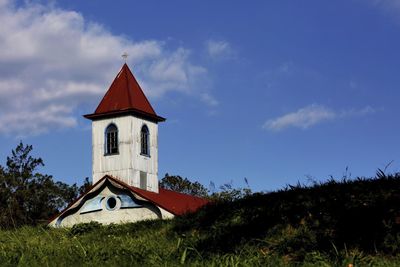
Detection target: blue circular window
<box><xmin>106</xmin><ymin>196</ymin><xmax>117</xmax><ymax>211</ymax></box>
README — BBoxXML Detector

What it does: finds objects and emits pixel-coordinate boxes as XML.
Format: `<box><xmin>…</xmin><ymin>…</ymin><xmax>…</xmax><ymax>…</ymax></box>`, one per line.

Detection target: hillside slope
<box><xmin>176</xmin><ymin>172</ymin><xmax>400</xmax><ymax>256</ymax></box>
<box><xmin>1</xmin><ymin>173</ymin><xmax>400</xmax><ymax>266</ymax></box>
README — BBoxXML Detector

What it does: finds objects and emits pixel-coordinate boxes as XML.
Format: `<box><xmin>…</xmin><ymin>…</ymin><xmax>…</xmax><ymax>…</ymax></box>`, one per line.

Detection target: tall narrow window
<box><xmin>140</xmin><ymin>125</ymin><xmax>150</xmax><ymax>156</ymax></box>
<box><xmin>105</xmin><ymin>124</ymin><xmax>118</xmax><ymax>155</ymax></box>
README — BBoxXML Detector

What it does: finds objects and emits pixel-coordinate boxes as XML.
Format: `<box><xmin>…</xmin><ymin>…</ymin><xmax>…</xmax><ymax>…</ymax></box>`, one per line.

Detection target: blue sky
<box><xmin>0</xmin><ymin>0</ymin><xmax>399</xmax><ymax>192</ymax></box>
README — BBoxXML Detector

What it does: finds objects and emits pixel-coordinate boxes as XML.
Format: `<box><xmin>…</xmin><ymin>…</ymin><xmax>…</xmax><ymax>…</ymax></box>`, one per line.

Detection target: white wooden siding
<box><xmin>92</xmin><ymin>115</ymin><xmax>159</xmax><ymax>192</ymax></box>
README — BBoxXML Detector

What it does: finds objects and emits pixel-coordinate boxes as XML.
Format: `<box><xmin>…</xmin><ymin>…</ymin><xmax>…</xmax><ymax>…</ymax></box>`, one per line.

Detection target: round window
<box><xmin>106</xmin><ymin>196</ymin><xmax>117</xmax><ymax>210</ymax></box>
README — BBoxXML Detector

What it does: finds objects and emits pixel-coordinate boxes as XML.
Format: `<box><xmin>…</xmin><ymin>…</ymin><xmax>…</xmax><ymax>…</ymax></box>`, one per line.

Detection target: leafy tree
<box><xmin>160</xmin><ymin>173</ymin><xmax>252</xmax><ymax>201</ymax></box>
<box><xmin>160</xmin><ymin>173</ymin><xmax>208</xmax><ymax>197</ymax></box>
<box><xmin>78</xmin><ymin>177</ymin><xmax>92</xmax><ymax>195</ymax></box>
<box><xmin>0</xmin><ymin>142</ymin><xmax>83</xmax><ymax>228</ymax></box>
<box><xmin>209</xmin><ymin>180</ymin><xmax>252</xmax><ymax>201</ymax></box>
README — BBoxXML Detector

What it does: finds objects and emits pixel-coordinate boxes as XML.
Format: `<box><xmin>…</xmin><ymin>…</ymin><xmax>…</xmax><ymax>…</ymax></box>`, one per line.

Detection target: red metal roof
<box><xmin>84</xmin><ymin>64</ymin><xmax>165</xmax><ymax>122</ymax></box>
<box><xmin>128</xmin><ymin>184</ymin><xmax>210</xmax><ymax>216</ymax></box>
<box><xmin>49</xmin><ymin>175</ymin><xmax>210</xmax><ymax>223</ymax></box>
<box><xmin>105</xmin><ymin>175</ymin><xmax>209</xmax><ymax>215</ymax></box>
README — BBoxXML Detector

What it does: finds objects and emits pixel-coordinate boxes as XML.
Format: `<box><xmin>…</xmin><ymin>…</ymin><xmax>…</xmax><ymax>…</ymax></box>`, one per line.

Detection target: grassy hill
<box><xmin>1</xmin><ymin>172</ymin><xmax>400</xmax><ymax>266</ymax></box>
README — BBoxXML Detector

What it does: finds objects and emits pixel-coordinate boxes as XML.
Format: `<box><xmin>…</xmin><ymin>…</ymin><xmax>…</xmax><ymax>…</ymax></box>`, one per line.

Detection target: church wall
<box><xmin>92</xmin><ymin>116</ymin><xmax>134</xmax><ymax>185</ymax></box>
<box><xmin>131</xmin><ymin>117</ymin><xmax>159</xmax><ymax>192</ymax></box>
<box><xmin>91</xmin><ymin>115</ymin><xmax>159</xmax><ymax>192</ymax></box>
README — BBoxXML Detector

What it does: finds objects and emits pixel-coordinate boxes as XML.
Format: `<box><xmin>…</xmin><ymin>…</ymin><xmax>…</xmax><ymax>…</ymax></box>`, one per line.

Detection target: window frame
<box><xmin>140</xmin><ymin>124</ymin><xmax>150</xmax><ymax>157</ymax></box>
<box><xmin>105</xmin><ymin>123</ymin><xmax>119</xmax><ymax>155</ymax></box>
<box><xmin>105</xmin><ymin>196</ymin><xmax>118</xmax><ymax>211</ymax></box>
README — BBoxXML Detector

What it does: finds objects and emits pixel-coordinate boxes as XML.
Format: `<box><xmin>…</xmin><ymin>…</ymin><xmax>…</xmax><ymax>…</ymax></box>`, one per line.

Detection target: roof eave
<box><xmin>104</xmin><ymin>176</ymin><xmax>181</xmax><ymax>216</ymax></box>
<box><xmin>83</xmin><ymin>109</ymin><xmax>166</xmax><ymax>123</ymax></box>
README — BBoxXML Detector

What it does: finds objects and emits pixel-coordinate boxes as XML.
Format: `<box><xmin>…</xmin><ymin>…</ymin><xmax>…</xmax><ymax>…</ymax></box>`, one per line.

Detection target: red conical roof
<box><xmin>84</xmin><ymin>64</ymin><xmax>165</xmax><ymax>122</ymax></box>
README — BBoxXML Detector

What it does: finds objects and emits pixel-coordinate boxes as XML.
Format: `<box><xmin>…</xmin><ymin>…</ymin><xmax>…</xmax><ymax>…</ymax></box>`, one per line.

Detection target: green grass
<box><xmin>0</xmin><ymin>222</ymin><xmax>285</xmax><ymax>266</ymax></box>
<box><xmin>1</xmin><ymin>173</ymin><xmax>400</xmax><ymax>266</ymax></box>
<box><xmin>0</xmin><ymin>222</ymin><xmax>399</xmax><ymax>267</ymax></box>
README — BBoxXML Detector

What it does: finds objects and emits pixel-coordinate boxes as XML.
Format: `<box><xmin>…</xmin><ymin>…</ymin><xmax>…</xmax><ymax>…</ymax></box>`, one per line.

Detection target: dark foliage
<box><xmin>208</xmin><ymin>180</ymin><xmax>252</xmax><ymax>201</ymax></box>
<box><xmin>78</xmin><ymin>177</ymin><xmax>92</xmax><ymax>195</ymax></box>
<box><xmin>160</xmin><ymin>173</ymin><xmax>252</xmax><ymax>201</ymax></box>
<box><xmin>0</xmin><ymin>142</ymin><xmax>87</xmax><ymax>228</ymax></box>
<box><xmin>174</xmin><ymin>172</ymin><xmax>400</xmax><ymax>259</ymax></box>
<box><xmin>160</xmin><ymin>173</ymin><xmax>208</xmax><ymax>197</ymax></box>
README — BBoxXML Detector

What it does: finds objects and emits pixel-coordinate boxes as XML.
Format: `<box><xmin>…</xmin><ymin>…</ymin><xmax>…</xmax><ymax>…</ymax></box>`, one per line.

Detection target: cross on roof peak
<box><xmin>121</xmin><ymin>52</ymin><xmax>128</xmax><ymax>62</ymax></box>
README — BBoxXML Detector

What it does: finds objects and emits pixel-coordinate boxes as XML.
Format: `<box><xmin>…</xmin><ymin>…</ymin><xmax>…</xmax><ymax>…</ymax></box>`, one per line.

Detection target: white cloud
<box><xmin>205</xmin><ymin>40</ymin><xmax>234</xmax><ymax>59</ymax></box>
<box><xmin>361</xmin><ymin>0</ymin><xmax>400</xmax><ymax>19</ymax></box>
<box><xmin>263</xmin><ymin>104</ymin><xmax>336</xmax><ymax>131</ymax></box>
<box><xmin>139</xmin><ymin>48</ymin><xmax>208</xmax><ymax>97</ymax></box>
<box><xmin>340</xmin><ymin>106</ymin><xmax>376</xmax><ymax>117</ymax></box>
<box><xmin>369</xmin><ymin>0</ymin><xmax>400</xmax><ymax>11</ymax></box>
<box><xmin>0</xmin><ymin>0</ymin><xmax>210</xmax><ymax>136</ymax></box>
<box><xmin>263</xmin><ymin>104</ymin><xmax>376</xmax><ymax>131</ymax></box>
<box><xmin>200</xmin><ymin>93</ymin><xmax>219</xmax><ymax>107</ymax></box>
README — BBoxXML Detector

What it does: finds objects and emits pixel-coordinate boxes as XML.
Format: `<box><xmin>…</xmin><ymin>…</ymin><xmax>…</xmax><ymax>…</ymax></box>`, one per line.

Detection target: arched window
<box><xmin>140</xmin><ymin>125</ymin><xmax>150</xmax><ymax>156</ymax></box>
<box><xmin>105</xmin><ymin>124</ymin><xmax>118</xmax><ymax>155</ymax></box>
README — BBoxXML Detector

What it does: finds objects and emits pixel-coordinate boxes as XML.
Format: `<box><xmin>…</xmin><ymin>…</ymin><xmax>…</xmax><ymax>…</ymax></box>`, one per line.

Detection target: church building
<box><xmin>49</xmin><ymin>63</ymin><xmax>208</xmax><ymax>227</ymax></box>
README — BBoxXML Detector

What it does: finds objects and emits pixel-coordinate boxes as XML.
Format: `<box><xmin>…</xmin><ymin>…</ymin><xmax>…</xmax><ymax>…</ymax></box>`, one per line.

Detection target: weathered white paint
<box><xmin>92</xmin><ymin>115</ymin><xmax>159</xmax><ymax>192</ymax></box>
<box><xmin>49</xmin><ymin>184</ymin><xmax>174</xmax><ymax>227</ymax></box>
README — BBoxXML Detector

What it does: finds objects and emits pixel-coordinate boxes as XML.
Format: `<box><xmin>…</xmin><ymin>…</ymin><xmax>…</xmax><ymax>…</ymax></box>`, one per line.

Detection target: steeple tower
<box><xmin>84</xmin><ymin>64</ymin><xmax>165</xmax><ymax>193</ymax></box>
